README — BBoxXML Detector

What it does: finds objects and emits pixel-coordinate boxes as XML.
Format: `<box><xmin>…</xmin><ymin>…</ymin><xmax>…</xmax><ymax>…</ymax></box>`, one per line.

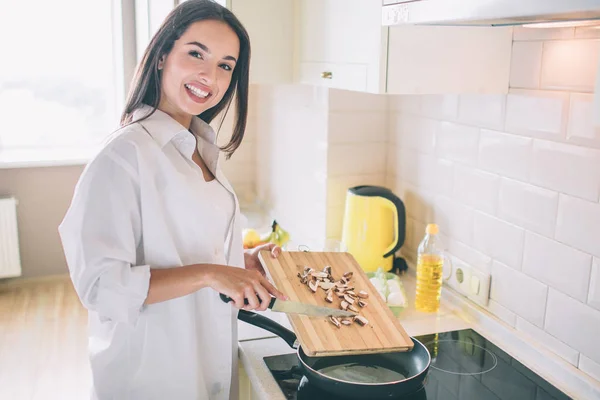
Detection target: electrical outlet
<box><xmin>444</xmin><ymin>256</ymin><xmax>491</xmax><ymax>307</ymax></box>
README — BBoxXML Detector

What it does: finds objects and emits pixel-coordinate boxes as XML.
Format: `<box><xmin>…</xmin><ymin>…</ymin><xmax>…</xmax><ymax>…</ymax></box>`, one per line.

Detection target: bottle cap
<box><xmin>426</xmin><ymin>223</ymin><xmax>439</xmax><ymax>235</ymax></box>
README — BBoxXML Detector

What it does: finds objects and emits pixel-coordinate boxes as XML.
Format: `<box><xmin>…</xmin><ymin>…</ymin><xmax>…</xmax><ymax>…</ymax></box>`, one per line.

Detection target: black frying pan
<box><xmin>237</xmin><ymin>310</ymin><xmax>431</xmax><ymax>399</ymax></box>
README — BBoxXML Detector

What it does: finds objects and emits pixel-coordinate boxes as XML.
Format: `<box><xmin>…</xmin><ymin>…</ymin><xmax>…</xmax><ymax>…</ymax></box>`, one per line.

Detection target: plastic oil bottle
<box><xmin>415</xmin><ymin>223</ymin><xmax>444</xmax><ymax>313</ymax></box>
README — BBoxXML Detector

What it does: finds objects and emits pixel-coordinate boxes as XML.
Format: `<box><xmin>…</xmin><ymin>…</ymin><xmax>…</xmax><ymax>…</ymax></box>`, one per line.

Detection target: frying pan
<box><xmin>237</xmin><ymin>310</ymin><xmax>431</xmax><ymax>399</ymax></box>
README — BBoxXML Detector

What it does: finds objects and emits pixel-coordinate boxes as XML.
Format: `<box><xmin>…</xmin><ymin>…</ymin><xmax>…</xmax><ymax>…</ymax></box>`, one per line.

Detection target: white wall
<box><xmin>386</xmin><ymin>27</ymin><xmax>600</xmax><ymax>381</ymax></box>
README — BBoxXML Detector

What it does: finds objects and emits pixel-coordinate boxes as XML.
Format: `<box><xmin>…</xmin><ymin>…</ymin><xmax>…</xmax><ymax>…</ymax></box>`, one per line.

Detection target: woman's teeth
<box><xmin>185</xmin><ymin>84</ymin><xmax>209</xmax><ymax>98</ymax></box>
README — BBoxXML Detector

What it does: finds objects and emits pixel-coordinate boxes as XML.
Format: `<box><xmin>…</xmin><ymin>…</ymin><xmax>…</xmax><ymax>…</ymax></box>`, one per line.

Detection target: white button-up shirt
<box><xmin>59</xmin><ymin>105</ymin><xmax>245</xmax><ymax>400</ymax></box>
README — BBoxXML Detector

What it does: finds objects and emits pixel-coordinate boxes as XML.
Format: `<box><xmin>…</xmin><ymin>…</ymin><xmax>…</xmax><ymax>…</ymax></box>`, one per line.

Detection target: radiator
<box><xmin>0</xmin><ymin>197</ymin><xmax>22</xmax><ymax>279</ymax></box>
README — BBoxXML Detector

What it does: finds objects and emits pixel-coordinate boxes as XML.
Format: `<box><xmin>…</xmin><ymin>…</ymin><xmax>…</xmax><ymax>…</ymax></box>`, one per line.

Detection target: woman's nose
<box><xmin>198</xmin><ymin>64</ymin><xmax>217</xmax><ymax>85</ymax></box>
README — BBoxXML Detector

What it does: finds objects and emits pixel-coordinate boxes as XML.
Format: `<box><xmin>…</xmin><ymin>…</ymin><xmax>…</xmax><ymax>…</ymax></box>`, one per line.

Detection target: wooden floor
<box><xmin>0</xmin><ymin>275</ymin><xmax>91</xmax><ymax>400</ymax></box>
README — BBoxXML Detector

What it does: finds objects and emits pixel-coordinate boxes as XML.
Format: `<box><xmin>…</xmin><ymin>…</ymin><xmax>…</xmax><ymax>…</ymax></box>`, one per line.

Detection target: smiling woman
<box><xmin>57</xmin><ymin>1</ymin><xmax>287</xmax><ymax>400</ymax></box>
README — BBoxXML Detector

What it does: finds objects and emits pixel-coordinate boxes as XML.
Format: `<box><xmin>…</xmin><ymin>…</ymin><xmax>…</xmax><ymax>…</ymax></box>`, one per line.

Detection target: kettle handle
<box><xmin>380</xmin><ymin>192</ymin><xmax>406</xmax><ymax>258</ymax></box>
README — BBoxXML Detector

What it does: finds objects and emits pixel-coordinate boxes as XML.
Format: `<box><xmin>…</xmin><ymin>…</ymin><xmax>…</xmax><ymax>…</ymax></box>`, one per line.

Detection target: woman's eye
<box><xmin>220</xmin><ymin>64</ymin><xmax>233</xmax><ymax>72</ymax></box>
<box><xmin>189</xmin><ymin>51</ymin><xmax>203</xmax><ymax>59</ymax></box>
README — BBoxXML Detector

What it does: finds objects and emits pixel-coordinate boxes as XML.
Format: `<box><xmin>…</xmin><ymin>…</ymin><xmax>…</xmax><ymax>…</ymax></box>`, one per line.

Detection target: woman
<box><xmin>59</xmin><ymin>1</ymin><xmax>287</xmax><ymax>399</ymax></box>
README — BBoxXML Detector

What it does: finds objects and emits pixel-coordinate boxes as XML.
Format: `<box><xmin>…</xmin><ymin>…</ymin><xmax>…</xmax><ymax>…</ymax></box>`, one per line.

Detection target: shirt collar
<box><xmin>132</xmin><ymin>104</ymin><xmax>217</xmax><ymax>148</ymax></box>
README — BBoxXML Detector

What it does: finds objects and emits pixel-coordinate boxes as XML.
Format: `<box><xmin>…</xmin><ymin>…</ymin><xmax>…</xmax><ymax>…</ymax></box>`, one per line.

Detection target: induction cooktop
<box><xmin>263</xmin><ymin>328</ymin><xmax>572</xmax><ymax>400</ymax></box>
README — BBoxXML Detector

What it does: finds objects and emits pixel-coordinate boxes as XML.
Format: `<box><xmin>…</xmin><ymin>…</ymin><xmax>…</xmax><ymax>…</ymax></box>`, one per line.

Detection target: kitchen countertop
<box><xmin>237</xmin><ymin>272</ymin><xmax>600</xmax><ymax>400</ymax></box>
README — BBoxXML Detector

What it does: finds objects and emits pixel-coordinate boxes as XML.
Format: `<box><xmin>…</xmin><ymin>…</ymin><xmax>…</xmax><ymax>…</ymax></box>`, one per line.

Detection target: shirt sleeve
<box><xmin>58</xmin><ymin>146</ymin><xmax>150</xmax><ymax>325</ymax></box>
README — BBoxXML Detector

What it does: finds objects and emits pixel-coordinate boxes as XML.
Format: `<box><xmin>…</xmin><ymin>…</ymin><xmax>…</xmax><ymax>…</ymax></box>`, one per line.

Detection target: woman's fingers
<box><xmin>253</xmin><ymin>283</ymin><xmax>272</xmax><ymax>312</ymax></box>
<box><xmin>261</xmin><ymin>276</ymin><xmax>288</xmax><ymax>300</ymax></box>
<box><xmin>243</xmin><ymin>285</ymin><xmax>260</xmax><ymax>311</ymax></box>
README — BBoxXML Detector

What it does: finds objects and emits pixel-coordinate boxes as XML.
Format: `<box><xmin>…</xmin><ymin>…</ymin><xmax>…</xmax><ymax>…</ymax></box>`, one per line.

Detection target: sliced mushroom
<box><xmin>348</xmin><ymin>304</ymin><xmax>360</xmax><ymax>313</ymax></box>
<box><xmin>320</xmin><ymin>282</ymin><xmax>335</xmax><ymax>290</ymax></box>
<box><xmin>343</xmin><ymin>271</ymin><xmax>354</xmax><ymax>280</ymax></box>
<box><xmin>340</xmin><ymin>319</ymin><xmax>353</xmax><ymax>326</ymax></box>
<box><xmin>308</xmin><ymin>280</ymin><xmax>319</xmax><ymax>293</ymax></box>
<box><xmin>346</xmin><ymin>290</ymin><xmax>356</xmax><ymax>296</ymax></box>
<box><xmin>311</xmin><ymin>272</ymin><xmax>329</xmax><ymax>279</ymax></box>
<box><xmin>340</xmin><ymin>300</ymin><xmax>349</xmax><ymax>311</ymax></box>
<box><xmin>357</xmin><ymin>290</ymin><xmax>369</xmax><ymax>299</ymax></box>
<box><xmin>343</xmin><ymin>294</ymin><xmax>355</xmax><ymax>305</ymax></box>
<box><xmin>358</xmin><ymin>299</ymin><xmax>368</xmax><ymax>308</ymax></box>
<box><xmin>329</xmin><ymin>316</ymin><xmax>341</xmax><ymax>329</ymax></box>
<box><xmin>336</xmin><ymin>292</ymin><xmax>346</xmax><ymax>298</ymax></box>
<box><xmin>354</xmin><ymin>315</ymin><xmax>369</xmax><ymax>326</ymax></box>
<box><xmin>323</xmin><ymin>266</ymin><xmax>332</xmax><ymax>275</ymax></box>
<box><xmin>325</xmin><ymin>290</ymin><xmax>334</xmax><ymax>303</ymax></box>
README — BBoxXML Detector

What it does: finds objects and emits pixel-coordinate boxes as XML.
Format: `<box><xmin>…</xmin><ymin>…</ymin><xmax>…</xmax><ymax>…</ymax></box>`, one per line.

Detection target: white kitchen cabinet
<box><xmin>136</xmin><ymin>0</ymin><xmax>294</xmax><ymax>85</ymax></box>
<box><xmin>295</xmin><ymin>0</ymin><xmax>513</xmax><ymax>94</ymax></box>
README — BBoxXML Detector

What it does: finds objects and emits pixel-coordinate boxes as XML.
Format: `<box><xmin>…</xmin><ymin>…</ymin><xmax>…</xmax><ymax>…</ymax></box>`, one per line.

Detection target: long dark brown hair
<box><xmin>121</xmin><ymin>0</ymin><xmax>250</xmax><ymax>159</ymax></box>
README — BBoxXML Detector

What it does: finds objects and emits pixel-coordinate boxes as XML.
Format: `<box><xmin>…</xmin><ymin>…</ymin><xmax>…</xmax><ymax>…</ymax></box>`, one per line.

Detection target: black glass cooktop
<box><xmin>264</xmin><ymin>329</ymin><xmax>572</xmax><ymax>400</ymax></box>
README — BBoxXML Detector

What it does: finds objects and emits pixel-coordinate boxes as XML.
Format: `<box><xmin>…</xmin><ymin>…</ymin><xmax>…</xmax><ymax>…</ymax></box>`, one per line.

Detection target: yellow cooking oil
<box><xmin>415</xmin><ymin>223</ymin><xmax>444</xmax><ymax>313</ymax></box>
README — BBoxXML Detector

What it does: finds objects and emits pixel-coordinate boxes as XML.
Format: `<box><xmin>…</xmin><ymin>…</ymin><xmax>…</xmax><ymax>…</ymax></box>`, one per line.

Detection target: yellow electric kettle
<box><xmin>341</xmin><ymin>185</ymin><xmax>406</xmax><ymax>273</ymax></box>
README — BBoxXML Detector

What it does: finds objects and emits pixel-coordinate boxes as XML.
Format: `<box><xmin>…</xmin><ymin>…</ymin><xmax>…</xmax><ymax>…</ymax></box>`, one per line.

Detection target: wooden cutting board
<box><xmin>258</xmin><ymin>250</ymin><xmax>414</xmax><ymax>357</ymax></box>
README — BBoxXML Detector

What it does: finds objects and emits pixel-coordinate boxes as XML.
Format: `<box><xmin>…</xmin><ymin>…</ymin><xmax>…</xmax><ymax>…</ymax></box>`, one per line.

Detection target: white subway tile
<box><xmin>522</xmin><ymin>231</ymin><xmax>592</xmax><ymax>302</ymax></box>
<box><xmin>397</xmin><ymin>115</ymin><xmax>437</xmax><ymax>154</ymax></box>
<box><xmin>452</xmin><ymin>165</ymin><xmax>500</xmax><ymax>215</ymax></box>
<box><xmin>513</xmin><ymin>27</ymin><xmax>575</xmax><ymax>41</ymax></box>
<box><xmin>420</xmin><ymin>95</ymin><xmax>459</xmax><ymax>120</ymax></box>
<box><xmin>531</xmin><ymin>139</ymin><xmax>600</xmax><ymax>202</ymax></box>
<box><xmin>478</xmin><ymin>129</ymin><xmax>533</xmax><ymax>181</ymax></box>
<box><xmin>568</xmin><ymin>93</ymin><xmax>600</xmax><ymax>149</ymax></box>
<box><xmin>329</xmin><ymin>111</ymin><xmax>387</xmax><ymax>143</ymax></box>
<box><xmin>402</xmin><ymin>184</ymin><xmax>436</xmax><ymax>224</ymax></box>
<box><xmin>446</xmin><ymin>239</ymin><xmax>492</xmax><ymax>273</ymax></box>
<box><xmin>575</xmin><ymin>27</ymin><xmax>600</xmax><ymax>39</ymax></box>
<box><xmin>487</xmin><ymin>299</ymin><xmax>517</xmax><ymax>327</ymax></box>
<box><xmin>580</xmin><ymin>355</ymin><xmax>600</xmax><ymax>383</ymax></box>
<box><xmin>458</xmin><ymin>94</ymin><xmax>506</xmax><ymax>131</ymax></box>
<box><xmin>399</xmin><ymin>149</ymin><xmax>419</xmax><ymax>185</ymax></box>
<box><xmin>509</xmin><ymin>41</ymin><xmax>542</xmax><ymax>89</ymax></box>
<box><xmin>556</xmin><ymin>195</ymin><xmax>600</xmax><ymax>258</ymax></box>
<box><xmin>387</xmin><ymin>143</ymin><xmax>401</xmax><ymax>172</ymax></box>
<box><xmin>541</xmin><ymin>40</ymin><xmax>600</xmax><ymax>93</ymax></box>
<box><xmin>406</xmin><ymin>155</ymin><xmax>454</xmax><ymax>197</ymax></box>
<box><xmin>389</xmin><ymin>96</ymin><xmax>421</xmax><ymax>114</ymax></box>
<box><xmin>473</xmin><ymin>211</ymin><xmax>525</xmax><ymax>270</ymax></box>
<box><xmin>405</xmin><ymin>217</ymin><xmax>416</xmax><ymax>251</ymax></box>
<box><xmin>329</xmin><ymin>88</ymin><xmax>387</xmax><ymax>112</ymax></box>
<box><xmin>589</xmin><ymin>258</ymin><xmax>600</xmax><ymax>312</ymax></box>
<box><xmin>490</xmin><ymin>261</ymin><xmax>548</xmax><ymax>327</ymax></box>
<box><xmin>327</xmin><ymin>174</ymin><xmax>387</xmax><ymax>208</ymax></box>
<box><xmin>515</xmin><ymin>317</ymin><xmax>580</xmax><ymax>366</ymax></box>
<box><xmin>498</xmin><ymin>178</ymin><xmax>559</xmax><ymax>237</ymax></box>
<box><xmin>433</xmin><ymin>196</ymin><xmax>474</xmax><ymax>245</ymax></box>
<box><xmin>328</xmin><ymin>142</ymin><xmax>387</xmax><ymax>176</ymax></box>
<box><xmin>545</xmin><ymin>289</ymin><xmax>600</xmax><ymax>364</ymax></box>
<box><xmin>505</xmin><ymin>89</ymin><xmax>569</xmax><ymax>140</ymax></box>
<box><xmin>436</xmin><ymin>122</ymin><xmax>480</xmax><ymax>165</ymax></box>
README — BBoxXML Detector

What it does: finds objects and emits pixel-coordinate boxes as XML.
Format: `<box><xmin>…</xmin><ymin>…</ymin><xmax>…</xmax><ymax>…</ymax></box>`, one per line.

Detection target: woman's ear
<box><xmin>157</xmin><ymin>56</ymin><xmax>165</xmax><ymax>70</ymax></box>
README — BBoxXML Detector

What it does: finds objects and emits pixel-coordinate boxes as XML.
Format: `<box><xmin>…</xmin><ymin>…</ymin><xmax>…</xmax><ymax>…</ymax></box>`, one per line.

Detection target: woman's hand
<box><xmin>206</xmin><ymin>264</ymin><xmax>288</xmax><ymax>311</ymax></box>
<box><xmin>244</xmin><ymin>242</ymin><xmax>282</xmax><ymax>276</ymax></box>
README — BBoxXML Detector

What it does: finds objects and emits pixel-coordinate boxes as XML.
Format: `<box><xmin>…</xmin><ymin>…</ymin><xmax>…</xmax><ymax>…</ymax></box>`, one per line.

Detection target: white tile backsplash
<box><xmin>435</xmin><ymin>122</ymin><xmax>480</xmax><ymax>165</ymax></box>
<box><xmin>446</xmin><ymin>238</ymin><xmax>492</xmax><ymax>273</ymax></box>
<box><xmin>556</xmin><ymin>195</ymin><xmax>600</xmax><ymax>258</ymax></box>
<box><xmin>478</xmin><ymin>129</ymin><xmax>533</xmax><ymax>181</ymax></box>
<box><xmin>531</xmin><ymin>139</ymin><xmax>600</xmax><ymax>201</ymax></box>
<box><xmin>490</xmin><ymin>261</ymin><xmax>548</xmax><ymax>327</ymax></box>
<box><xmin>568</xmin><ymin>93</ymin><xmax>600</xmax><ymax>149</ymax></box>
<box><xmin>452</xmin><ymin>165</ymin><xmax>500</xmax><ymax>215</ymax></box>
<box><xmin>473</xmin><ymin>211</ymin><xmax>525</xmax><ymax>270</ymax></box>
<box><xmin>420</xmin><ymin>94</ymin><xmax>459</xmax><ymax>120</ymax></box>
<box><xmin>328</xmin><ymin>142</ymin><xmax>387</xmax><ymax>176</ymax></box>
<box><xmin>509</xmin><ymin>41</ymin><xmax>542</xmax><ymax>89</ymax></box>
<box><xmin>541</xmin><ymin>40</ymin><xmax>600</xmax><ymax>93</ymax></box>
<box><xmin>505</xmin><ymin>89</ymin><xmax>569</xmax><ymax>140</ymax></box>
<box><xmin>457</xmin><ymin>94</ymin><xmax>506</xmax><ymax>131</ymax></box>
<box><xmin>513</xmin><ymin>27</ymin><xmax>575</xmax><ymax>41</ymax></box>
<box><xmin>522</xmin><ymin>231</ymin><xmax>592</xmax><ymax>302</ymax></box>
<box><xmin>579</xmin><ymin>355</ymin><xmax>600</xmax><ymax>383</ymax></box>
<box><xmin>498</xmin><ymin>178</ymin><xmax>559</xmax><ymax>237</ymax></box>
<box><xmin>516</xmin><ymin>317</ymin><xmax>580</xmax><ymax>366</ymax></box>
<box><xmin>487</xmin><ymin>299</ymin><xmax>517</xmax><ymax>327</ymax></box>
<box><xmin>545</xmin><ymin>289</ymin><xmax>600</xmax><ymax>364</ymax></box>
<box><xmin>589</xmin><ymin>258</ymin><xmax>600</xmax><ymax>312</ymax></box>
<box><xmin>433</xmin><ymin>196</ymin><xmax>474</xmax><ymax>245</ymax></box>
<box><xmin>394</xmin><ymin>114</ymin><xmax>437</xmax><ymax>154</ymax></box>
<box><xmin>328</xmin><ymin>111</ymin><xmax>387</xmax><ymax>144</ymax></box>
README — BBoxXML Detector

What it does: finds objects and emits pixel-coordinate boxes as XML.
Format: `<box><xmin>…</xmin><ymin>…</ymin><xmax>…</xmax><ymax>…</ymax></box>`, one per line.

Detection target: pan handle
<box><xmin>237</xmin><ymin>310</ymin><xmax>299</xmax><ymax>350</ymax></box>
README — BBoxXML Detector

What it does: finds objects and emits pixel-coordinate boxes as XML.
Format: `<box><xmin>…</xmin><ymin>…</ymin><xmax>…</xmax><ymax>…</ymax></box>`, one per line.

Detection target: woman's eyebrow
<box><xmin>186</xmin><ymin>41</ymin><xmax>237</xmax><ymax>63</ymax></box>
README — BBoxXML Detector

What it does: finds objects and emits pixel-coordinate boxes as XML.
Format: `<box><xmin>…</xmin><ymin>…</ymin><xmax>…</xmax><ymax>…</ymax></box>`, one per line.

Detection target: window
<box><xmin>0</xmin><ymin>0</ymin><xmax>135</xmax><ymax>167</ymax></box>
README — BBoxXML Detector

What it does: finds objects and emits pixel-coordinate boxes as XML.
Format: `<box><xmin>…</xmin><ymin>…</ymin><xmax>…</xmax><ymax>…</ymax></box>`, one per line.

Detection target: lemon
<box><xmin>242</xmin><ymin>228</ymin><xmax>261</xmax><ymax>248</ymax></box>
